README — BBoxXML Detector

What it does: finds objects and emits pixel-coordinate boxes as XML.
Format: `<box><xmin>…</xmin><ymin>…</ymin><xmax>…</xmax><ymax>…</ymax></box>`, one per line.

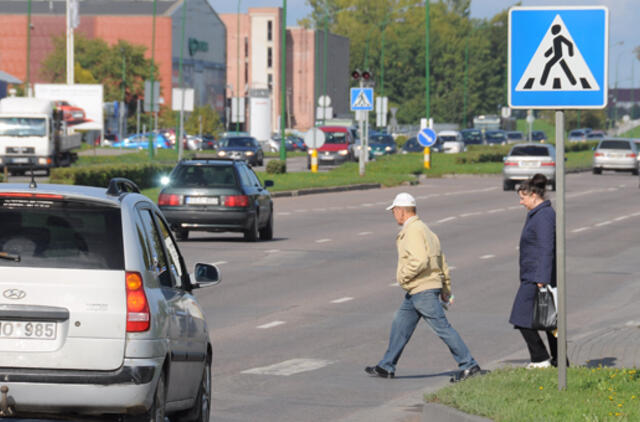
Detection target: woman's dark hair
<box><xmin>517</xmin><ymin>173</ymin><xmax>547</xmax><ymax>199</ymax></box>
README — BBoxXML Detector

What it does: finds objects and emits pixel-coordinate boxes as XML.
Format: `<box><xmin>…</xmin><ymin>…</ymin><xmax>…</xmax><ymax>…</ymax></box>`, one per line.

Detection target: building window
<box><xmin>267</xmin><ymin>21</ymin><xmax>273</xmax><ymax>41</ymax></box>
<box><xmin>268</xmin><ymin>74</ymin><xmax>273</xmax><ymax>92</ymax></box>
<box><xmin>267</xmin><ymin>47</ymin><xmax>272</xmax><ymax>68</ymax></box>
<box><xmin>244</xmin><ymin>37</ymin><xmax>248</xmax><ymax>58</ymax></box>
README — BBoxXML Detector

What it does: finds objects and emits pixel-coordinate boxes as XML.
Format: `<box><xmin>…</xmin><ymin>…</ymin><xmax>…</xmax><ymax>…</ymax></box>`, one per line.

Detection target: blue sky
<box><xmin>210</xmin><ymin>0</ymin><xmax>639</xmax><ymax>88</ymax></box>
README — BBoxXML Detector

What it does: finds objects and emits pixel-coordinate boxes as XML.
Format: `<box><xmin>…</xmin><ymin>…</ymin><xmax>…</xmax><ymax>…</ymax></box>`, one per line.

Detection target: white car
<box><xmin>437</xmin><ymin>130</ymin><xmax>465</xmax><ymax>153</ymax></box>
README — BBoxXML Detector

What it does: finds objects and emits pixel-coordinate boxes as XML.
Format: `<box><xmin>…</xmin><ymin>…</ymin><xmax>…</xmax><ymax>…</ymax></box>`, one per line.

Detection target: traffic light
<box><xmin>351</xmin><ymin>69</ymin><xmax>361</xmax><ymax>80</ymax></box>
<box><xmin>361</xmin><ymin>70</ymin><xmax>371</xmax><ymax>81</ymax></box>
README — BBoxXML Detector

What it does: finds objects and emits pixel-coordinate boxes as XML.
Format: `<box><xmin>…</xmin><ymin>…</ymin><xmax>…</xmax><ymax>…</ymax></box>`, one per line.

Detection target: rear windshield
<box><xmin>172</xmin><ymin>165</ymin><xmax>237</xmax><ymax>187</ymax></box>
<box><xmin>531</xmin><ymin>131</ymin><xmax>546</xmax><ymax>140</ymax></box>
<box><xmin>510</xmin><ymin>146</ymin><xmax>551</xmax><ymax>157</ymax></box>
<box><xmin>370</xmin><ymin>135</ymin><xmax>394</xmax><ymax>144</ymax></box>
<box><xmin>486</xmin><ymin>132</ymin><xmax>506</xmax><ymax>140</ymax></box>
<box><xmin>0</xmin><ymin>199</ymin><xmax>123</xmax><ymax>269</ymax></box>
<box><xmin>507</xmin><ymin>132</ymin><xmax>524</xmax><ymax>140</ymax></box>
<box><xmin>323</xmin><ymin>132</ymin><xmax>347</xmax><ymax>144</ymax></box>
<box><xmin>219</xmin><ymin>137</ymin><xmax>254</xmax><ymax>148</ymax></box>
<box><xmin>462</xmin><ymin>131</ymin><xmax>482</xmax><ymax>142</ymax></box>
<box><xmin>599</xmin><ymin>140</ymin><xmax>632</xmax><ymax>150</ymax></box>
<box><xmin>438</xmin><ymin>136</ymin><xmax>458</xmax><ymax>142</ymax></box>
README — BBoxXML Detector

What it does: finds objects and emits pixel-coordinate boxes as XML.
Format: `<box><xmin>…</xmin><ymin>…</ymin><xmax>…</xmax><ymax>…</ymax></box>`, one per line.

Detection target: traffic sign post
<box><xmin>304</xmin><ymin>128</ymin><xmax>325</xmax><ymax>173</ymax></box>
<box><xmin>351</xmin><ymin>85</ymin><xmax>374</xmax><ymax>176</ymax></box>
<box><xmin>509</xmin><ymin>6</ymin><xmax>609</xmax><ymax>391</ymax></box>
<box><xmin>417</xmin><ymin>127</ymin><xmax>437</xmax><ymax>170</ymax></box>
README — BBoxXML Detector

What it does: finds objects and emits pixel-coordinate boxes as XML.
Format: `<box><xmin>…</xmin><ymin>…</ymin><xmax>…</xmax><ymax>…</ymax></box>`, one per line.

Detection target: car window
<box><xmin>0</xmin><ymin>198</ymin><xmax>123</xmax><ymax>269</ymax></box>
<box><xmin>237</xmin><ymin>165</ymin><xmax>253</xmax><ymax>187</ymax></box>
<box><xmin>510</xmin><ymin>146</ymin><xmax>551</xmax><ymax>156</ymax></box>
<box><xmin>323</xmin><ymin>132</ymin><xmax>347</xmax><ymax>144</ymax></box>
<box><xmin>220</xmin><ymin>137</ymin><xmax>252</xmax><ymax>148</ymax></box>
<box><xmin>172</xmin><ymin>165</ymin><xmax>237</xmax><ymax>187</ymax></box>
<box><xmin>245</xmin><ymin>166</ymin><xmax>262</xmax><ymax>187</ymax></box>
<box><xmin>508</xmin><ymin>132</ymin><xmax>524</xmax><ymax>140</ymax></box>
<box><xmin>138</xmin><ymin>209</ymin><xmax>173</xmax><ymax>288</ymax></box>
<box><xmin>438</xmin><ymin>136</ymin><xmax>458</xmax><ymax>142</ymax></box>
<box><xmin>462</xmin><ymin>131</ymin><xmax>482</xmax><ymax>142</ymax></box>
<box><xmin>599</xmin><ymin>140</ymin><xmax>632</xmax><ymax>150</ymax></box>
<box><xmin>154</xmin><ymin>213</ymin><xmax>183</xmax><ymax>287</ymax></box>
<box><xmin>486</xmin><ymin>132</ymin><xmax>506</xmax><ymax>140</ymax></box>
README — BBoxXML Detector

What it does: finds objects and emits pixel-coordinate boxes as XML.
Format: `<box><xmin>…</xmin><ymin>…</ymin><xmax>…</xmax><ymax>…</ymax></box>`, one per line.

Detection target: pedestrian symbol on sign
<box><xmin>353</xmin><ymin>90</ymin><xmax>372</xmax><ymax>108</ymax></box>
<box><xmin>516</xmin><ymin>15</ymin><xmax>598</xmax><ymax>92</ymax></box>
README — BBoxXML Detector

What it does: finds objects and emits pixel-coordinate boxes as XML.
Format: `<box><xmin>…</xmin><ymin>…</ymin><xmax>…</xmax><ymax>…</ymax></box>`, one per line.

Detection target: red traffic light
<box><xmin>351</xmin><ymin>70</ymin><xmax>361</xmax><ymax>80</ymax></box>
<box><xmin>361</xmin><ymin>70</ymin><xmax>371</xmax><ymax>80</ymax></box>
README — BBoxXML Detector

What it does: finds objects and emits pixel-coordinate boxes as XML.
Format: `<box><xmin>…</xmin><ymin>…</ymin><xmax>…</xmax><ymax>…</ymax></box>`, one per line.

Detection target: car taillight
<box><xmin>504</xmin><ymin>161</ymin><xmax>519</xmax><ymax>166</ymax></box>
<box><xmin>594</xmin><ymin>152</ymin><xmax>604</xmax><ymax>157</ymax></box>
<box><xmin>224</xmin><ymin>195</ymin><xmax>249</xmax><ymax>207</ymax></box>
<box><xmin>626</xmin><ymin>153</ymin><xmax>637</xmax><ymax>158</ymax></box>
<box><xmin>158</xmin><ymin>193</ymin><xmax>182</xmax><ymax>206</ymax></box>
<box><xmin>0</xmin><ymin>193</ymin><xmax>63</xmax><ymax>199</ymax></box>
<box><xmin>541</xmin><ymin>162</ymin><xmax>556</xmax><ymax>166</ymax></box>
<box><xmin>126</xmin><ymin>272</ymin><xmax>150</xmax><ymax>332</ymax></box>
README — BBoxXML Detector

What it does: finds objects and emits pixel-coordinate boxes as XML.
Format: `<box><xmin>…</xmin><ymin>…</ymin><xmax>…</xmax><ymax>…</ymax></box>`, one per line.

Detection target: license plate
<box><xmin>608</xmin><ymin>153</ymin><xmax>623</xmax><ymax>158</ymax></box>
<box><xmin>0</xmin><ymin>320</ymin><xmax>57</xmax><ymax>340</ymax></box>
<box><xmin>521</xmin><ymin>161</ymin><xmax>539</xmax><ymax>167</ymax></box>
<box><xmin>186</xmin><ymin>196</ymin><xmax>219</xmax><ymax>205</ymax></box>
<box><xmin>11</xmin><ymin>158</ymin><xmax>29</xmax><ymax>164</ymax></box>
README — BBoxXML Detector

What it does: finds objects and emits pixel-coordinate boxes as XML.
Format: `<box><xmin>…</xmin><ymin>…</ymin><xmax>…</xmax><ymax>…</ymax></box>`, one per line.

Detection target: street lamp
<box><xmin>236</xmin><ymin>0</ymin><xmax>241</xmax><ymax>135</ymax></box>
<box><xmin>425</xmin><ymin>0</ymin><xmax>430</xmax><ymax>123</ymax></box>
<box><xmin>280</xmin><ymin>0</ymin><xmax>287</xmax><ymax>161</ymax></box>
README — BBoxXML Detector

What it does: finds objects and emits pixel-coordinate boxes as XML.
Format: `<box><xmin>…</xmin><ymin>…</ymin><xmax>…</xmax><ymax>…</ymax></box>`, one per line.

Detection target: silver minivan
<box><xmin>592</xmin><ymin>138</ymin><xmax>639</xmax><ymax>175</ymax></box>
<box><xmin>503</xmin><ymin>143</ymin><xmax>556</xmax><ymax>191</ymax></box>
<box><xmin>0</xmin><ymin>178</ymin><xmax>220</xmax><ymax>421</ymax></box>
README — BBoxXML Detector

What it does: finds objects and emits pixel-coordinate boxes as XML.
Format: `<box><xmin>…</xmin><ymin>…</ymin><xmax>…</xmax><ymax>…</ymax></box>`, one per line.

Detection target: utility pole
<box><xmin>178</xmin><ymin>0</ymin><xmax>187</xmax><ymax>160</ymax></box>
<box><xmin>25</xmin><ymin>0</ymin><xmax>32</xmax><ymax>95</ymax></box>
<box><xmin>425</xmin><ymin>0</ymin><xmax>430</xmax><ymax>122</ymax></box>
<box><xmin>279</xmin><ymin>0</ymin><xmax>287</xmax><ymax>161</ymax></box>
<box><xmin>235</xmin><ymin>0</ymin><xmax>241</xmax><ymax>135</ymax></box>
<box><xmin>147</xmin><ymin>0</ymin><xmax>157</xmax><ymax>158</ymax></box>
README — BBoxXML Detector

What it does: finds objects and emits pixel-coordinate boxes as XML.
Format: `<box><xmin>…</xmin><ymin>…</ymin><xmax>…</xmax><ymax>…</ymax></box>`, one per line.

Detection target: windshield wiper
<box><xmin>0</xmin><ymin>251</ymin><xmax>20</xmax><ymax>262</ymax></box>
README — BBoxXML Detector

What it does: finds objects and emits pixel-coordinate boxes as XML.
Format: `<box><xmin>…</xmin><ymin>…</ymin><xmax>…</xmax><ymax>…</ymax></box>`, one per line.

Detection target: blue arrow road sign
<box><xmin>417</xmin><ymin>128</ymin><xmax>437</xmax><ymax>147</ymax></box>
<box><xmin>350</xmin><ymin>88</ymin><xmax>374</xmax><ymax>111</ymax></box>
<box><xmin>509</xmin><ymin>6</ymin><xmax>608</xmax><ymax>109</ymax></box>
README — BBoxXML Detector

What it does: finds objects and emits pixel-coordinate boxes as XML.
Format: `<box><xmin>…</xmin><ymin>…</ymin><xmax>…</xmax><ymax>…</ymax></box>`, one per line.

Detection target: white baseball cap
<box><xmin>386</xmin><ymin>192</ymin><xmax>416</xmax><ymax>210</ymax></box>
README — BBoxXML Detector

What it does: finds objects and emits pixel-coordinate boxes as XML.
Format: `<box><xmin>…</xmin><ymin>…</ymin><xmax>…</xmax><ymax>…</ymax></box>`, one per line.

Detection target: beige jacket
<box><xmin>396</xmin><ymin>216</ymin><xmax>451</xmax><ymax>296</ymax></box>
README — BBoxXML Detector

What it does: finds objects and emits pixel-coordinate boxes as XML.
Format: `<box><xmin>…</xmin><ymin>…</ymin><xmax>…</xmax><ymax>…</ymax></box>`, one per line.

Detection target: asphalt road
<box><xmin>175</xmin><ymin>172</ymin><xmax>640</xmax><ymax>422</ymax></box>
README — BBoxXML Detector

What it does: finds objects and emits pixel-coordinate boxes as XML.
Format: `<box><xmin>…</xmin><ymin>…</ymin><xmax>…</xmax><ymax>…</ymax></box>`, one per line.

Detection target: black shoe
<box><xmin>365</xmin><ymin>365</ymin><xmax>395</xmax><ymax>379</ymax></box>
<box><xmin>550</xmin><ymin>358</ymin><xmax>570</xmax><ymax>368</ymax></box>
<box><xmin>450</xmin><ymin>364</ymin><xmax>482</xmax><ymax>383</ymax></box>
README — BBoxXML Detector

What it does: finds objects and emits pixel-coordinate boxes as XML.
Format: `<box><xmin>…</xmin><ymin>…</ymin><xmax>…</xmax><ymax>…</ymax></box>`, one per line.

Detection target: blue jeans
<box><xmin>378</xmin><ymin>289</ymin><xmax>477</xmax><ymax>373</ymax></box>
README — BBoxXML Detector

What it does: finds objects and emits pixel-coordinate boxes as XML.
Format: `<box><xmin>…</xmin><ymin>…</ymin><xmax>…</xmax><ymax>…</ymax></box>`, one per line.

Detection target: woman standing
<box><xmin>509</xmin><ymin>174</ymin><xmax>559</xmax><ymax>368</ymax></box>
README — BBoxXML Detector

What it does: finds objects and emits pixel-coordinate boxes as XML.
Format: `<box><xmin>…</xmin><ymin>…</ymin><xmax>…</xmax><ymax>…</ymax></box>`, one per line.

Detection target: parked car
<box><xmin>112</xmin><ymin>132</ymin><xmax>172</xmax><ymax>149</ymax></box>
<box><xmin>485</xmin><ymin>129</ymin><xmax>508</xmax><ymax>145</ymax></box>
<box><xmin>201</xmin><ymin>134</ymin><xmax>217</xmax><ymax>150</ymax></box>
<box><xmin>503</xmin><ymin>143</ymin><xmax>557</xmax><ymax>191</ymax></box>
<box><xmin>531</xmin><ymin>130</ymin><xmax>548</xmax><ymax>143</ymax></box>
<box><xmin>369</xmin><ymin>133</ymin><xmax>397</xmax><ymax>156</ymax></box>
<box><xmin>158</xmin><ymin>157</ymin><xmax>274</xmax><ymax>241</ymax></box>
<box><xmin>216</xmin><ymin>136</ymin><xmax>264</xmax><ymax>166</ymax></box>
<box><xmin>506</xmin><ymin>131</ymin><xmax>525</xmax><ymax>144</ymax></box>
<box><xmin>401</xmin><ymin>136</ymin><xmax>424</xmax><ymax>154</ymax></box>
<box><xmin>307</xmin><ymin>126</ymin><xmax>355</xmax><ymax>167</ymax></box>
<box><xmin>461</xmin><ymin>129</ymin><xmax>483</xmax><ymax>146</ymax></box>
<box><xmin>592</xmin><ymin>138</ymin><xmax>639</xmax><ymax>175</ymax></box>
<box><xmin>102</xmin><ymin>132</ymin><xmax>119</xmax><ymax>146</ymax></box>
<box><xmin>0</xmin><ymin>178</ymin><xmax>220</xmax><ymax>420</ymax></box>
<box><xmin>53</xmin><ymin>100</ymin><xmax>86</xmax><ymax>124</ymax></box>
<box><xmin>437</xmin><ymin>130</ymin><xmax>465</xmax><ymax>153</ymax></box>
<box><xmin>568</xmin><ymin>128</ymin><xmax>592</xmax><ymax>142</ymax></box>
<box><xmin>286</xmin><ymin>135</ymin><xmax>307</xmax><ymax>152</ymax></box>
<box><xmin>184</xmin><ymin>135</ymin><xmax>203</xmax><ymax>151</ymax></box>
<box><xmin>353</xmin><ymin>138</ymin><xmax>375</xmax><ymax>161</ymax></box>
<box><xmin>586</xmin><ymin>130</ymin><xmax>605</xmax><ymax>141</ymax></box>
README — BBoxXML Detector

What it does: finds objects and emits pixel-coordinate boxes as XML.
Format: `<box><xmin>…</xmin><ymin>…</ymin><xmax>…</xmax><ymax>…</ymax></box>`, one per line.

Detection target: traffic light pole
<box><xmin>358</xmin><ymin>80</ymin><xmax>365</xmax><ymax>177</ymax></box>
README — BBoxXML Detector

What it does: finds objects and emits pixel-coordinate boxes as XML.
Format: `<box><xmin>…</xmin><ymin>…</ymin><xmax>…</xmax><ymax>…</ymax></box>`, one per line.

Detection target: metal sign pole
<box><xmin>358</xmin><ymin>81</ymin><xmax>365</xmax><ymax>176</ymax></box>
<box><xmin>556</xmin><ymin>110</ymin><xmax>567</xmax><ymax>390</ymax></box>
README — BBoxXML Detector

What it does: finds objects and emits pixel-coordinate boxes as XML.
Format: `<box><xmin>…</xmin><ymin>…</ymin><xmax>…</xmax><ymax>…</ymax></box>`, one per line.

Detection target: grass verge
<box><xmin>426</xmin><ymin>367</ymin><xmax>640</xmax><ymax>422</ymax></box>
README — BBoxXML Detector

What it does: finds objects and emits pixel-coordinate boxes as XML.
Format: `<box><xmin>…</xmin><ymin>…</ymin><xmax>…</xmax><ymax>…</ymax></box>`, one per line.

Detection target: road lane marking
<box><xmin>508</xmin><ymin>206</ymin><xmax>521</xmax><ymax>210</ymax></box>
<box><xmin>437</xmin><ymin>217</ymin><xmax>457</xmax><ymax>223</ymax></box>
<box><xmin>265</xmin><ymin>249</ymin><xmax>280</xmax><ymax>253</ymax></box>
<box><xmin>242</xmin><ymin>359</ymin><xmax>334</xmax><ymax>376</ymax></box>
<box><xmin>449</xmin><ymin>266</ymin><xmax>456</xmax><ymax>271</ymax></box>
<box><xmin>488</xmin><ymin>208</ymin><xmax>506</xmax><ymax>213</ymax></box>
<box><xmin>571</xmin><ymin>227</ymin><xmax>590</xmax><ymax>233</ymax></box>
<box><xmin>210</xmin><ymin>261</ymin><xmax>227</xmax><ymax>266</ymax></box>
<box><xmin>358</xmin><ymin>231</ymin><xmax>373</xmax><ymax>236</ymax></box>
<box><xmin>389</xmin><ymin>282</ymin><xmax>399</xmax><ymax>287</ymax></box>
<box><xmin>277</xmin><ymin>212</ymin><xmax>291</xmax><ymax>216</ymax></box>
<box><xmin>316</xmin><ymin>208</ymin><xmax>327</xmax><ymax>212</ymax></box>
<box><xmin>632</xmin><ymin>212</ymin><xmax>640</xmax><ymax>217</ymax></box>
<box><xmin>595</xmin><ymin>221</ymin><xmax>612</xmax><ymax>227</ymax></box>
<box><xmin>257</xmin><ymin>321</ymin><xmax>286</xmax><ymax>329</ymax></box>
<box><xmin>294</xmin><ymin>209</ymin><xmax>308</xmax><ymax>213</ymax></box>
<box><xmin>315</xmin><ymin>238</ymin><xmax>332</xmax><ymax>243</ymax></box>
<box><xmin>613</xmin><ymin>216</ymin><xmax>630</xmax><ymax>221</ymax></box>
<box><xmin>480</xmin><ymin>254</ymin><xmax>495</xmax><ymax>260</ymax></box>
<box><xmin>460</xmin><ymin>212</ymin><xmax>481</xmax><ymax>217</ymax></box>
<box><xmin>362</xmin><ymin>203</ymin><xmax>374</xmax><ymax>207</ymax></box>
<box><xmin>331</xmin><ymin>297</ymin><xmax>353</xmax><ymax>304</ymax></box>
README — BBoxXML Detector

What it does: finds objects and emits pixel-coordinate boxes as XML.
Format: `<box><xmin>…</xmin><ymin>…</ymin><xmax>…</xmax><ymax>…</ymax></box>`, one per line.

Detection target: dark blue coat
<box><xmin>509</xmin><ymin>200</ymin><xmax>556</xmax><ymax>328</ymax></box>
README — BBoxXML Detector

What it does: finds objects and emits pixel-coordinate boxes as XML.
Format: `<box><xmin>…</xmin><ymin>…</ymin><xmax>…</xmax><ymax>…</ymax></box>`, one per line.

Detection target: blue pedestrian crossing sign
<box><xmin>509</xmin><ymin>6</ymin><xmax>608</xmax><ymax>109</ymax></box>
<box><xmin>350</xmin><ymin>87</ymin><xmax>374</xmax><ymax>111</ymax></box>
<box><xmin>417</xmin><ymin>128</ymin><xmax>437</xmax><ymax>148</ymax></box>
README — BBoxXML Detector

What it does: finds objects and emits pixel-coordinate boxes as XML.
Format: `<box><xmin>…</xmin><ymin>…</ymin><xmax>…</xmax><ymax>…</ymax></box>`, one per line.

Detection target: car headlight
<box><xmin>307</xmin><ymin>149</ymin><xmax>314</xmax><ymax>155</ymax></box>
<box><xmin>385</xmin><ymin>146</ymin><xmax>392</xmax><ymax>151</ymax></box>
<box><xmin>338</xmin><ymin>149</ymin><xmax>349</xmax><ymax>156</ymax></box>
<box><xmin>217</xmin><ymin>150</ymin><xmax>227</xmax><ymax>157</ymax></box>
<box><xmin>245</xmin><ymin>151</ymin><xmax>254</xmax><ymax>156</ymax></box>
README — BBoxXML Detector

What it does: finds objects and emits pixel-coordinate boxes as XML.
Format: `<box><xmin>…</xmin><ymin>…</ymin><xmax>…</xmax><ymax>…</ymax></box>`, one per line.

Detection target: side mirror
<box><xmin>190</xmin><ymin>263</ymin><xmax>221</xmax><ymax>288</ymax></box>
<box><xmin>503</xmin><ymin>156</ymin><xmax>507</xmax><ymax>162</ymax></box>
<box><xmin>264</xmin><ymin>180</ymin><xmax>274</xmax><ymax>187</ymax></box>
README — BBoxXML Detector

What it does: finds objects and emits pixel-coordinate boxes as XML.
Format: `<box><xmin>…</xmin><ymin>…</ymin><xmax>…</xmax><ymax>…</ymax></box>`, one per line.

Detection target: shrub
<box><xmin>395</xmin><ymin>135</ymin><xmax>408</xmax><ymax>148</ymax></box>
<box><xmin>266</xmin><ymin>159</ymin><xmax>287</xmax><ymax>174</ymax></box>
<box><xmin>50</xmin><ymin>162</ymin><xmax>175</xmax><ymax>189</ymax></box>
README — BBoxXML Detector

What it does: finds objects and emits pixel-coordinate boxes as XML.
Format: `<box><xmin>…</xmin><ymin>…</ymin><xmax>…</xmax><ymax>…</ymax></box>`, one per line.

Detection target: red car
<box><xmin>53</xmin><ymin>100</ymin><xmax>87</xmax><ymax>124</ymax></box>
<box><xmin>307</xmin><ymin>126</ymin><xmax>355</xmax><ymax>168</ymax></box>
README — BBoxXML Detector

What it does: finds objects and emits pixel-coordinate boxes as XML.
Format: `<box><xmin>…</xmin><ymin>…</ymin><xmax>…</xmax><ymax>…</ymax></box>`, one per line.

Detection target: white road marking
<box><xmin>358</xmin><ymin>231</ymin><xmax>373</xmax><ymax>236</ymax></box>
<box><xmin>294</xmin><ymin>209</ymin><xmax>308</xmax><ymax>213</ymax></box>
<box><xmin>508</xmin><ymin>205</ymin><xmax>521</xmax><ymax>210</ymax></box>
<box><xmin>257</xmin><ymin>321</ymin><xmax>286</xmax><ymax>329</ymax></box>
<box><xmin>631</xmin><ymin>212</ymin><xmax>640</xmax><ymax>217</ymax></box>
<box><xmin>448</xmin><ymin>266</ymin><xmax>457</xmax><ymax>271</ymax></box>
<box><xmin>437</xmin><ymin>217</ymin><xmax>457</xmax><ymax>223</ymax></box>
<box><xmin>595</xmin><ymin>221</ymin><xmax>612</xmax><ymax>227</ymax></box>
<box><xmin>460</xmin><ymin>212</ymin><xmax>481</xmax><ymax>217</ymax></box>
<box><xmin>316</xmin><ymin>208</ymin><xmax>327</xmax><ymax>212</ymax></box>
<box><xmin>480</xmin><ymin>254</ymin><xmax>495</xmax><ymax>260</ymax></box>
<box><xmin>362</xmin><ymin>203</ymin><xmax>374</xmax><ymax>207</ymax></box>
<box><xmin>277</xmin><ymin>212</ymin><xmax>291</xmax><ymax>216</ymax></box>
<box><xmin>389</xmin><ymin>282</ymin><xmax>400</xmax><ymax>287</ymax></box>
<box><xmin>488</xmin><ymin>208</ymin><xmax>506</xmax><ymax>213</ymax></box>
<box><xmin>315</xmin><ymin>238</ymin><xmax>332</xmax><ymax>243</ymax></box>
<box><xmin>331</xmin><ymin>297</ymin><xmax>354</xmax><ymax>304</ymax></box>
<box><xmin>265</xmin><ymin>249</ymin><xmax>280</xmax><ymax>253</ymax></box>
<box><xmin>613</xmin><ymin>215</ymin><xmax>630</xmax><ymax>221</ymax></box>
<box><xmin>242</xmin><ymin>359</ymin><xmax>334</xmax><ymax>376</ymax></box>
<box><xmin>347</xmin><ymin>206</ymin><xmax>358</xmax><ymax>209</ymax></box>
<box><xmin>571</xmin><ymin>227</ymin><xmax>590</xmax><ymax>233</ymax></box>
<box><xmin>210</xmin><ymin>261</ymin><xmax>227</xmax><ymax>266</ymax></box>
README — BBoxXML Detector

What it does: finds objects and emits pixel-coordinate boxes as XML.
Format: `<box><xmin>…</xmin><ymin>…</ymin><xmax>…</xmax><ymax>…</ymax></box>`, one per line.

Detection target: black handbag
<box><xmin>531</xmin><ymin>285</ymin><xmax>557</xmax><ymax>330</ymax></box>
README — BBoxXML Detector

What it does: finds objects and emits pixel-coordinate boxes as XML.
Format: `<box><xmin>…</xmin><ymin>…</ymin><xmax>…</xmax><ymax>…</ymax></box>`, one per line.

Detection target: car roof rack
<box><xmin>106</xmin><ymin>177</ymin><xmax>141</xmax><ymax>196</ymax></box>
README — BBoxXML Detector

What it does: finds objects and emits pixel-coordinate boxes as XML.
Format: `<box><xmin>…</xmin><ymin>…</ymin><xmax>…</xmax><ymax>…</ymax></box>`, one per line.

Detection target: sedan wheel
<box><xmin>176</xmin><ymin>360</ymin><xmax>211</xmax><ymax>422</ymax></box>
<box><xmin>259</xmin><ymin>210</ymin><xmax>274</xmax><ymax>241</ymax></box>
<box><xmin>244</xmin><ymin>216</ymin><xmax>258</xmax><ymax>242</ymax></box>
<box><xmin>127</xmin><ymin>373</ymin><xmax>165</xmax><ymax>422</ymax></box>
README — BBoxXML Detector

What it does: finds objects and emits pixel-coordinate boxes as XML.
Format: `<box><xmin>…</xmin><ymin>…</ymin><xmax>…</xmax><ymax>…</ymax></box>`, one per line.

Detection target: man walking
<box><xmin>365</xmin><ymin>193</ymin><xmax>482</xmax><ymax>382</ymax></box>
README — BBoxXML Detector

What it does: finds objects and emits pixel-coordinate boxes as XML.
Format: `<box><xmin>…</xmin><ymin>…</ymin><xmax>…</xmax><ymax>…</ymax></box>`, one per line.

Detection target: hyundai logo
<box><xmin>2</xmin><ymin>289</ymin><xmax>26</xmax><ymax>300</ymax></box>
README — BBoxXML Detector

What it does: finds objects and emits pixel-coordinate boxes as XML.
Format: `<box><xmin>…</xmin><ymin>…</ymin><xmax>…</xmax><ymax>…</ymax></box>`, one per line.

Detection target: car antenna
<box><xmin>28</xmin><ymin>164</ymin><xmax>37</xmax><ymax>189</ymax></box>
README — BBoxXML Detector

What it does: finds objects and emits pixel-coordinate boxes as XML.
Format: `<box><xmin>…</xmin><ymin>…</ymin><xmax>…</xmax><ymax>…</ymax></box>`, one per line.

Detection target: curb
<box><xmin>422</xmin><ymin>403</ymin><xmax>493</xmax><ymax>422</ymax></box>
<box><xmin>272</xmin><ymin>183</ymin><xmax>382</xmax><ymax>198</ymax></box>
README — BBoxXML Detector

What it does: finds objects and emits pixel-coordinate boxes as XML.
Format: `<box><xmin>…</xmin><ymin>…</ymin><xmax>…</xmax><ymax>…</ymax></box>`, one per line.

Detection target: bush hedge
<box><xmin>266</xmin><ymin>159</ymin><xmax>287</xmax><ymax>174</ymax></box>
<box><xmin>456</xmin><ymin>140</ymin><xmax>598</xmax><ymax>165</ymax></box>
<box><xmin>50</xmin><ymin>162</ymin><xmax>175</xmax><ymax>189</ymax></box>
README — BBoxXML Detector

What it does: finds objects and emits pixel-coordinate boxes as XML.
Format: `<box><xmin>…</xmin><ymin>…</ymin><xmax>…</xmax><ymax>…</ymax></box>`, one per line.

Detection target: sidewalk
<box><xmin>422</xmin><ymin>321</ymin><xmax>640</xmax><ymax>421</ymax></box>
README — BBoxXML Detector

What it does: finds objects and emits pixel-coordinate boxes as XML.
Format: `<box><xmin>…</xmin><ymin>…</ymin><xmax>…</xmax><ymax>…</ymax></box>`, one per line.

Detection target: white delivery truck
<box><xmin>0</xmin><ymin>97</ymin><xmax>82</xmax><ymax>175</ymax></box>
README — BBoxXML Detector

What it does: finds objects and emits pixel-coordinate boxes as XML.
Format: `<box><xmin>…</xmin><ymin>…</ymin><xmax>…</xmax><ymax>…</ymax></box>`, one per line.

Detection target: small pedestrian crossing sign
<box><xmin>509</xmin><ymin>7</ymin><xmax>608</xmax><ymax>109</ymax></box>
<box><xmin>350</xmin><ymin>87</ymin><xmax>374</xmax><ymax>111</ymax></box>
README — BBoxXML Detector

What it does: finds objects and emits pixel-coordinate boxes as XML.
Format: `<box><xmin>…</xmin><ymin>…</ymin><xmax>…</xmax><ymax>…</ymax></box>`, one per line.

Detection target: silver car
<box><xmin>592</xmin><ymin>138</ymin><xmax>639</xmax><ymax>175</ymax></box>
<box><xmin>0</xmin><ymin>178</ymin><xmax>220</xmax><ymax>421</ymax></box>
<box><xmin>503</xmin><ymin>143</ymin><xmax>556</xmax><ymax>191</ymax></box>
